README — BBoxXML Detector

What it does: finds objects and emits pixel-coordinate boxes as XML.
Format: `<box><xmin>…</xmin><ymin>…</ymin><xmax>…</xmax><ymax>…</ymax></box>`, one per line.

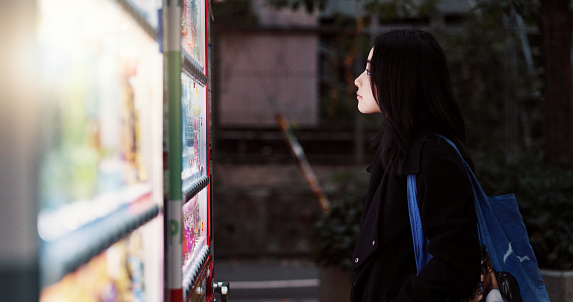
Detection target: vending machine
<box><xmin>163</xmin><ymin>0</ymin><xmax>228</xmax><ymax>301</ymax></box>
<box><xmin>35</xmin><ymin>0</ymin><xmax>164</xmax><ymax>301</ymax></box>
<box><xmin>0</xmin><ymin>0</ymin><xmax>228</xmax><ymax>301</ymax></box>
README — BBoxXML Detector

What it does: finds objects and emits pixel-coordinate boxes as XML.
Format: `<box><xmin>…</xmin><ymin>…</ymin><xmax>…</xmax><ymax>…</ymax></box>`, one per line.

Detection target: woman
<box><xmin>351</xmin><ymin>29</ymin><xmax>481</xmax><ymax>301</ymax></box>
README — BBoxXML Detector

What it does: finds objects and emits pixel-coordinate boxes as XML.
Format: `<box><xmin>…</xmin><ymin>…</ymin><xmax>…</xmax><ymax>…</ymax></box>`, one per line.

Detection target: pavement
<box><xmin>213</xmin><ymin>258</ymin><xmax>320</xmax><ymax>302</ymax></box>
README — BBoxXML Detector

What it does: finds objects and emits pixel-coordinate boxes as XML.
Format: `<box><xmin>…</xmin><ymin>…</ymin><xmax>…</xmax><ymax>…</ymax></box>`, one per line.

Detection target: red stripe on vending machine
<box><xmin>169</xmin><ymin>289</ymin><xmax>184</xmax><ymax>302</ymax></box>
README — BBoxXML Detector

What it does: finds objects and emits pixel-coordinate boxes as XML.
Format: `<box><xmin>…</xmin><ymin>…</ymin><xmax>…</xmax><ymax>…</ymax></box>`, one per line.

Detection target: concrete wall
<box><xmin>218</xmin><ymin>32</ymin><xmax>319</xmax><ymax>128</ymax></box>
<box><xmin>541</xmin><ymin>270</ymin><xmax>573</xmax><ymax>302</ymax></box>
<box><xmin>212</xmin><ymin>164</ymin><xmax>366</xmax><ymax>258</ymax></box>
<box><xmin>217</xmin><ymin>0</ymin><xmax>319</xmax><ymax>128</ymax></box>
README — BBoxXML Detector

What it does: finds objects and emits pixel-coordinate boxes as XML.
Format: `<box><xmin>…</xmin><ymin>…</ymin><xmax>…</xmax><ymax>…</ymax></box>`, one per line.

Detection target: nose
<box><xmin>354</xmin><ymin>73</ymin><xmax>361</xmax><ymax>87</ymax></box>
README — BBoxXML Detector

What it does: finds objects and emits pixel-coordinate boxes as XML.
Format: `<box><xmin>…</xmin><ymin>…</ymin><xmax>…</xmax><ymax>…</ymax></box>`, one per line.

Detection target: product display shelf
<box><xmin>183</xmin><ymin>175</ymin><xmax>210</xmax><ymax>202</ymax></box>
<box><xmin>181</xmin><ymin>174</ymin><xmax>210</xmax><ymax>299</ymax></box>
<box><xmin>183</xmin><ymin>53</ymin><xmax>208</xmax><ymax>86</ymax></box>
<box><xmin>182</xmin><ymin>245</ymin><xmax>211</xmax><ymax>299</ymax></box>
<box><xmin>39</xmin><ymin>184</ymin><xmax>159</xmax><ymax>286</ymax></box>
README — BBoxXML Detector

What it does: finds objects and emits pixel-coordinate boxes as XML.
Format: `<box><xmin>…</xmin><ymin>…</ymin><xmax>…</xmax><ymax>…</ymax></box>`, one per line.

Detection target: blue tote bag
<box><xmin>406</xmin><ymin>135</ymin><xmax>549</xmax><ymax>302</ymax></box>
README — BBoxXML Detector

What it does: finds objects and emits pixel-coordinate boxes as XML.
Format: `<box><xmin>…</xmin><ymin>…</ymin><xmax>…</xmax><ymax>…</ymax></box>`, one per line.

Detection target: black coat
<box><xmin>351</xmin><ymin>133</ymin><xmax>481</xmax><ymax>302</ymax></box>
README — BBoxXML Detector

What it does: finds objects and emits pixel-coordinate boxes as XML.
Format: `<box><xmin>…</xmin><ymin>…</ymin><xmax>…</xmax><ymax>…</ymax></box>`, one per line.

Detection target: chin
<box><xmin>358</xmin><ymin>107</ymin><xmax>380</xmax><ymax>114</ymax></box>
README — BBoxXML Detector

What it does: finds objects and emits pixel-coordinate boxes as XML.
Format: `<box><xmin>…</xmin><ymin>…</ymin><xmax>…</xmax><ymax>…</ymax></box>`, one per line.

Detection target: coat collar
<box><xmin>400</xmin><ymin>130</ymin><xmax>437</xmax><ymax>175</ymax></box>
<box><xmin>366</xmin><ymin>130</ymin><xmax>437</xmax><ymax>176</ymax></box>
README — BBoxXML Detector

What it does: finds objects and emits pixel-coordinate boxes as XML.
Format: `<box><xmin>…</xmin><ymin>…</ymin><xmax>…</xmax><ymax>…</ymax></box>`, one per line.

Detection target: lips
<box><xmin>357</xmin><ymin>93</ymin><xmax>362</xmax><ymax>100</ymax></box>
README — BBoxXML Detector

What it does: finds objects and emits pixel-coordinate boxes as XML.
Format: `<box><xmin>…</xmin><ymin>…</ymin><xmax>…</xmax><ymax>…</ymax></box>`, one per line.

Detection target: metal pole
<box><xmin>163</xmin><ymin>0</ymin><xmax>183</xmax><ymax>301</ymax></box>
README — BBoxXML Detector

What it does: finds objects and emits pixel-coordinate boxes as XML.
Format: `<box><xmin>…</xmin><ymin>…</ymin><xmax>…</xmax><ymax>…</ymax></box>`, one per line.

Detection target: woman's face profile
<box><xmin>354</xmin><ymin>47</ymin><xmax>380</xmax><ymax>114</ymax></box>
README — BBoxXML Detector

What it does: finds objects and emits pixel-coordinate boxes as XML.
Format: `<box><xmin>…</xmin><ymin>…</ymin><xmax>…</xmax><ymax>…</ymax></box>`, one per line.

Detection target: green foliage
<box><xmin>363</xmin><ymin>0</ymin><xmax>417</xmax><ymax>21</ymax></box>
<box><xmin>437</xmin><ymin>3</ymin><xmax>509</xmax><ymax>151</ymax></box>
<box><xmin>496</xmin><ymin>0</ymin><xmax>541</xmax><ymax>16</ymax></box>
<box><xmin>311</xmin><ymin>170</ymin><xmax>367</xmax><ymax>270</ymax></box>
<box><xmin>475</xmin><ymin>151</ymin><xmax>573</xmax><ymax>269</ymax></box>
<box><xmin>358</xmin><ymin>0</ymin><xmax>442</xmax><ymax>21</ymax></box>
<box><xmin>416</xmin><ymin>0</ymin><xmax>441</xmax><ymax>18</ymax></box>
<box><xmin>435</xmin><ymin>1</ymin><xmax>544</xmax><ymax>152</ymax></box>
<box><xmin>265</xmin><ymin>0</ymin><xmax>327</xmax><ymax>13</ymax></box>
<box><xmin>212</xmin><ymin>0</ymin><xmax>259</xmax><ymax>28</ymax></box>
<box><xmin>318</xmin><ymin>14</ymin><xmax>371</xmax><ymax>127</ymax></box>
<box><xmin>312</xmin><ymin>196</ymin><xmax>361</xmax><ymax>270</ymax></box>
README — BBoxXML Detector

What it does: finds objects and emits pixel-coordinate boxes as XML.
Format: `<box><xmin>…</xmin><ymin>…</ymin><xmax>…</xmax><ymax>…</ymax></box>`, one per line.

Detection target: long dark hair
<box><xmin>369</xmin><ymin>29</ymin><xmax>472</xmax><ymax>173</ymax></box>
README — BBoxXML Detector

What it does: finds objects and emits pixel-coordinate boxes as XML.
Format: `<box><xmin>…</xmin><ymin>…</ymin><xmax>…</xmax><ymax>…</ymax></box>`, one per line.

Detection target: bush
<box><xmin>311</xmin><ymin>171</ymin><xmax>365</xmax><ymax>271</ymax></box>
<box><xmin>474</xmin><ymin>151</ymin><xmax>573</xmax><ymax>270</ymax></box>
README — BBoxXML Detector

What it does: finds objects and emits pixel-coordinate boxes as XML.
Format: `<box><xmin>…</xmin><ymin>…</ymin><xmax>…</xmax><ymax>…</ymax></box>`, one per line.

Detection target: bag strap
<box><xmin>407</xmin><ymin>174</ymin><xmax>432</xmax><ymax>275</ymax></box>
<box><xmin>434</xmin><ymin>135</ymin><xmax>487</xmax><ymax>198</ymax></box>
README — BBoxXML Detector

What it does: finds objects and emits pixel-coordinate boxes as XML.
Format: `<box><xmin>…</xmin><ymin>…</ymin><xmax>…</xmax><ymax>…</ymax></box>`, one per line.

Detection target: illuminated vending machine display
<box><xmin>164</xmin><ymin>0</ymin><xmax>225</xmax><ymax>301</ymax></box>
<box><xmin>36</xmin><ymin>0</ymin><xmax>164</xmax><ymax>301</ymax></box>
<box><xmin>181</xmin><ymin>75</ymin><xmax>208</xmax><ymax>267</ymax></box>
